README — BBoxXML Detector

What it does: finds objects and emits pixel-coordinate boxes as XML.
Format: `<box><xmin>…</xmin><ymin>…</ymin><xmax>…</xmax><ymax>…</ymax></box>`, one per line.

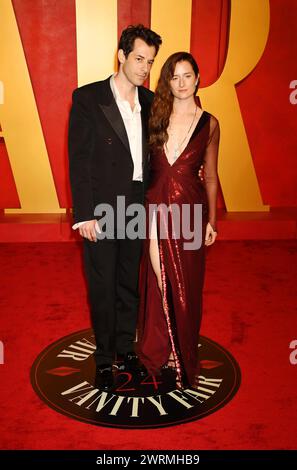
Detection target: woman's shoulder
<box><xmin>203</xmin><ymin>111</ymin><xmax>219</xmax><ymax>124</ymax></box>
<box><xmin>203</xmin><ymin>111</ymin><xmax>219</xmax><ymax>132</ymax></box>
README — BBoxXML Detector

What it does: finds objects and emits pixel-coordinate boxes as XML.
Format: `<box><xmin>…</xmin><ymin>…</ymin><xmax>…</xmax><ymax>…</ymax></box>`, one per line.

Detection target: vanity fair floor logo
<box><xmin>31</xmin><ymin>329</ymin><xmax>241</xmax><ymax>429</ymax></box>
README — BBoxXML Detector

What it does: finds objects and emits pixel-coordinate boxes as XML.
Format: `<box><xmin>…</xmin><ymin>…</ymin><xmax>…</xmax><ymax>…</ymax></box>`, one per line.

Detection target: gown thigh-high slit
<box><xmin>137</xmin><ymin>111</ymin><xmax>219</xmax><ymax>389</ymax></box>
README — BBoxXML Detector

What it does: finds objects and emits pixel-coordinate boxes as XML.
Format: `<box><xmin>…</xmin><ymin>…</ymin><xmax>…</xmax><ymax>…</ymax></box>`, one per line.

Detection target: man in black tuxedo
<box><xmin>68</xmin><ymin>25</ymin><xmax>162</xmax><ymax>390</ymax></box>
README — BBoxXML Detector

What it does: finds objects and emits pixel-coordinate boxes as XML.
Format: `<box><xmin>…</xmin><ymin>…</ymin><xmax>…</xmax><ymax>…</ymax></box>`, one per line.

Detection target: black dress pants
<box><xmin>83</xmin><ymin>182</ymin><xmax>144</xmax><ymax>367</ymax></box>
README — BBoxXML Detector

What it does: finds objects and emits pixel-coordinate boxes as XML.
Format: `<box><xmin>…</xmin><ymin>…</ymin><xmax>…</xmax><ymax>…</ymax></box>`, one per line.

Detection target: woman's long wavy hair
<box><xmin>149</xmin><ymin>52</ymin><xmax>199</xmax><ymax>150</ymax></box>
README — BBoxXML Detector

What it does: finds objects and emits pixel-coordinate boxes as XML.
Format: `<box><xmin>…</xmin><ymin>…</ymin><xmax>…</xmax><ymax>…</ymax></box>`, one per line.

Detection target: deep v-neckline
<box><xmin>164</xmin><ymin>110</ymin><xmax>207</xmax><ymax>167</ymax></box>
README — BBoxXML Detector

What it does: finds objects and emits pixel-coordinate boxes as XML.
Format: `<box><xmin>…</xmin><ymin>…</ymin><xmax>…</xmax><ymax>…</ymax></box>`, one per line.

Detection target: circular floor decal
<box><xmin>31</xmin><ymin>329</ymin><xmax>241</xmax><ymax>429</ymax></box>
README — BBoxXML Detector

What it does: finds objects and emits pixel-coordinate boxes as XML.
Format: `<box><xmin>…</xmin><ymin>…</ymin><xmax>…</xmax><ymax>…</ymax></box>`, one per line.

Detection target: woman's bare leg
<box><xmin>148</xmin><ymin>214</ymin><xmax>182</xmax><ymax>388</ymax></box>
<box><xmin>149</xmin><ymin>236</ymin><xmax>163</xmax><ymax>292</ymax></box>
<box><xmin>149</xmin><ymin>211</ymin><xmax>162</xmax><ymax>292</ymax></box>
<box><xmin>149</xmin><ymin>217</ymin><xmax>178</xmax><ymax>372</ymax></box>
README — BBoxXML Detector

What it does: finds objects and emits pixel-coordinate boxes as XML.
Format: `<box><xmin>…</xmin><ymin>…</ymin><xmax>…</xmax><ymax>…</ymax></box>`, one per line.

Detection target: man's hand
<box><xmin>79</xmin><ymin>220</ymin><xmax>98</xmax><ymax>242</ymax></box>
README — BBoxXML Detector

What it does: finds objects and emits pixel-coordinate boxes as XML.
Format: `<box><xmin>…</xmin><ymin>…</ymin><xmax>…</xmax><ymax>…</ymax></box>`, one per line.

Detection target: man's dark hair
<box><xmin>118</xmin><ymin>24</ymin><xmax>162</xmax><ymax>58</ymax></box>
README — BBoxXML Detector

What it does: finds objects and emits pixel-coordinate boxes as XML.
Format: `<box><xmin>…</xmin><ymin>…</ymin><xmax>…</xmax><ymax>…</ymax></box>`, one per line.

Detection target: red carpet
<box><xmin>0</xmin><ymin>240</ymin><xmax>296</xmax><ymax>449</ymax></box>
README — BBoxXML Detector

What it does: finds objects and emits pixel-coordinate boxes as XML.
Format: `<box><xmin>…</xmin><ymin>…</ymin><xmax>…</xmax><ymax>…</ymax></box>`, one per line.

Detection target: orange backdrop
<box><xmin>0</xmin><ymin>0</ymin><xmax>296</xmax><ymax>211</ymax></box>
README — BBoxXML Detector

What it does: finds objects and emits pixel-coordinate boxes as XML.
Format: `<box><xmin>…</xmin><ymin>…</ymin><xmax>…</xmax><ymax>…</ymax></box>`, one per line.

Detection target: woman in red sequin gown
<box><xmin>137</xmin><ymin>52</ymin><xmax>220</xmax><ymax>389</ymax></box>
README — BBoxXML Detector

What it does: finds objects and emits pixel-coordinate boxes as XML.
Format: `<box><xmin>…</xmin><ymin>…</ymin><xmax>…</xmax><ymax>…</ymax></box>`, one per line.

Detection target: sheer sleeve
<box><xmin>203</xmin><ymin>116</ymin><xmax>220</xmax><ymax>230</ymax></box>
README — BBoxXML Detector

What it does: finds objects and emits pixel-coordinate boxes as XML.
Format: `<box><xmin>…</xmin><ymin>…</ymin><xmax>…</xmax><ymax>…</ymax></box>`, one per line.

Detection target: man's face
<box><xmin>119</xmin><ymin>38</ymin><xmax>156</xmax><ymax>86</ymax></box>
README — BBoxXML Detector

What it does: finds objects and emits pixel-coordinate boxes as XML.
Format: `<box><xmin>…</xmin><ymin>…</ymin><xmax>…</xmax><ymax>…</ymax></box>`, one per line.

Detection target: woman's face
<box><xmin>169</xmin><ymin>60</ymin><xmax>198</xmax><ymax>100</ymax></box>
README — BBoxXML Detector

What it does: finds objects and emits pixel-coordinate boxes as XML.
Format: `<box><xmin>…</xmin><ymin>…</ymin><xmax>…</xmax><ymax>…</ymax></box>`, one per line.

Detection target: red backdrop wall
<box><xmin>0</xmin><ymin>0</ymin><xmax>296</xmax><ymax>210</ymax></box>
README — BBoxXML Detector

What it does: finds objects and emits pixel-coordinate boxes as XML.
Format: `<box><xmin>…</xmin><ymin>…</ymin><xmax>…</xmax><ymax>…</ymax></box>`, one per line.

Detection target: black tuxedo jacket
<box><xmin>68</xmin><ymin>76</ymin><xmax>154</xmax><ymax>223</ymax></box>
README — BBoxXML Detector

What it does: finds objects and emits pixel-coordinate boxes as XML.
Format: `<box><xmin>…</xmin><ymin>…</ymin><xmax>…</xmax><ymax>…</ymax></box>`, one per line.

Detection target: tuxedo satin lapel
<box><xmin>139</xmin><ymin>93</ymin><xmax>150</xmax><ymax>171</ymax></box>
<box><xmin>141</xmin><ymin>109</ymin><xmax>148</xmax><ymax>173</ymax></box>
<box><xmin>99</xmin><ymin>100</ymin><xmax>131</xmax><ymax>154</ymax></box>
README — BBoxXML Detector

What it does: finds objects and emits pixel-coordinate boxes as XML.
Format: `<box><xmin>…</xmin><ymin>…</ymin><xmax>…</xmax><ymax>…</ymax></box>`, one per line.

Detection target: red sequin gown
<box><xmin>137</xmin><ymin>111</ymin><xmax>220</xmax><ymax>388</ymax></box>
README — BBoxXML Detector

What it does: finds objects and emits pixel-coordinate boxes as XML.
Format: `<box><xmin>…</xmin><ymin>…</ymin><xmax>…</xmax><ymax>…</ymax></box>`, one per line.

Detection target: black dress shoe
<box><xmin>136</xmin><ymin>363</ymin><xmax>148</xmax><ymax>378</ymax></box>
<box><xmin>120</xmin><ymin>352</ymin><xmax>148</xmax><ymax>377</ymax></box>
<box><xmin>95</xmin><ymin>364</ymin><xmax>114</xmax><ymax>391</ymax></box>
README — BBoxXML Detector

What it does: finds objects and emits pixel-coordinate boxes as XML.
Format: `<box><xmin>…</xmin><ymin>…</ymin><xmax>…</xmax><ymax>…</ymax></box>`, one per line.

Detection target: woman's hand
<box><xmin>205</xmin><ymin>222</ymin><xmax>218</xmax><ymax>246</ymax></box>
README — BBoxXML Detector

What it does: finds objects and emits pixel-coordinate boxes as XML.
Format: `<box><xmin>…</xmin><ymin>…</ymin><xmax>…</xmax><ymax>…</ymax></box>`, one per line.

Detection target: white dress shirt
<box><xmin>110</xmin><ymin>74</ymin><xmax>143</xmax><ymax>181</ymax></box>
<box><xmin>73</xmin><ymin>74</ymin><xmax>143</xmax><ymax>231</ymax></box>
